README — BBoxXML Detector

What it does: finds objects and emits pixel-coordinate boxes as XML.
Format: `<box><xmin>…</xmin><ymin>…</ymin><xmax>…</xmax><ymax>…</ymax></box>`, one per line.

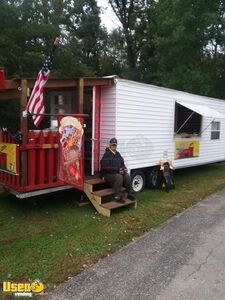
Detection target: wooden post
<box><xmin>78</xmin><ymin>78</ymin><xmax>84</xmax><ymax>114</ymax></box>
<box><xmin>78</xmin><ymin>78</ymin><xmax>84</xmax><ymax>180</ymax></box>
<box><xmin>20</xmin><ymin>79</ymin><xmax>28</xmax><ymax>186</ymax></box>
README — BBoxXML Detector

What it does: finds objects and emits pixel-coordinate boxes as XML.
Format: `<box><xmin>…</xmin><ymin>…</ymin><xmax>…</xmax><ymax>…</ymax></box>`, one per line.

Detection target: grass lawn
<box><xmin>1</xmin><ymin>163</ymin><xmax>225</xmax><ymax>297</ymax></box>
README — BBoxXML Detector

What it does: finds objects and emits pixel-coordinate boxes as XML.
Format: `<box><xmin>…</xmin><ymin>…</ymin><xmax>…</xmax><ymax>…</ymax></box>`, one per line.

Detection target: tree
<box><xmin>108</xmin><ymin>0</ymin><xmax>148</xmax><ymax>79</ymax></box>
<box><xmin>0</xmin><ymin>1</ymin><xmax>24</xmax><ymax>77</ymax></box>
<box><xmin>65</xmin><ymin>0</ymin><xmax>109</xmax><ymax>75</ymax></box>
<box><xmin>0</xmin><ymin>0</ymin><xmax>109</xmax><ymax>78</ymax></box>
<box><xmin>99</xmin><ymin>28</ymin><xmax>127</xmax><ymax>76</ymax></box>
<box><xmin>144</xmin><ymin>0</ymin><xmax>225</xmax><ymax>98</ymax></box>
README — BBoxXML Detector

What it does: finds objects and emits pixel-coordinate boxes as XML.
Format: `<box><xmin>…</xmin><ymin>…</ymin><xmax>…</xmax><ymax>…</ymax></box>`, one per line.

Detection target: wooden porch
<box><xmin>0</xmin><ymin>77</ymin><xmax>115</xmax><ymax>192</ymax></box>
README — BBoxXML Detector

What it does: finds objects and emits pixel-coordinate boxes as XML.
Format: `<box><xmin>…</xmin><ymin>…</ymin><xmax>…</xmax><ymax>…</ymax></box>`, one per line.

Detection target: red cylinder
<box><xmin>0</xmin><ymin>69</ymin><xmax>6</xmax><ymax>90</ymax></box>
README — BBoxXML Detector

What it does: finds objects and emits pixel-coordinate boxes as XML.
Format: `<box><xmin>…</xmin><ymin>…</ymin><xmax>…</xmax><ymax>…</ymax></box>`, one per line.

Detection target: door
<box><xmin>50</xmin><ymin>91</ymin><xmax>73</xmax><ymax>129</ymax></box>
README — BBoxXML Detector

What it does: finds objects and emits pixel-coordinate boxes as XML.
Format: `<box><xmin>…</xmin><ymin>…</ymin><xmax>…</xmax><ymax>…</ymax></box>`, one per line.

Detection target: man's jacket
<box><xmin>100</xmin><ymin>148</ymin><xmax>126</xmax><ymax>177</ymax></box>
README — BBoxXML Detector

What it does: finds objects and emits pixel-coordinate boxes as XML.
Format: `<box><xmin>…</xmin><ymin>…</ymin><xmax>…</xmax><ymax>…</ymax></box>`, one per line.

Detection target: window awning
<box><xmin>176</xmin><ymin>100</ymin><xmax>225</xmax><ymax>119</ymax></box>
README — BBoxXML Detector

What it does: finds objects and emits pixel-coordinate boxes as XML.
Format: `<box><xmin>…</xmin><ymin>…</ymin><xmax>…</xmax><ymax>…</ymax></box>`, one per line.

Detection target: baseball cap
<box><xmin>109</xmin><ymin>137</ymin><xmax>117</xmax><ymax>145</ymax></box>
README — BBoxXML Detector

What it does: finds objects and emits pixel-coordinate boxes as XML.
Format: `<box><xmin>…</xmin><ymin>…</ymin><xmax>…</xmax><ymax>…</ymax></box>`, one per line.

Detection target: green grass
<box><xmin>1</xmin><ymin>163</ymin><xmax>225</xmax><ymax>296</ymax></box>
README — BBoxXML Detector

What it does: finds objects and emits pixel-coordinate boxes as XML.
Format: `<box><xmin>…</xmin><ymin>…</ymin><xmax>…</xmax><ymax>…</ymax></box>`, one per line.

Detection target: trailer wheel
<box><xmin>131</xmin><ymin>171</ymin><xmax>145</xmax><ymax>192</ymax></box>
<box><xmin>147</xmin><ymin>168</ymin><xmax>160</xmax><ymax>189</ymax></box>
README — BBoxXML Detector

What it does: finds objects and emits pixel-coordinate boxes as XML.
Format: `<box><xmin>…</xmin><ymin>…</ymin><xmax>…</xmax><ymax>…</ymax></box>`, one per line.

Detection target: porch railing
<box><xmin>0</xmin><ymin>129</ymin><xmax>64</xmax><ymax>192</ymax></box>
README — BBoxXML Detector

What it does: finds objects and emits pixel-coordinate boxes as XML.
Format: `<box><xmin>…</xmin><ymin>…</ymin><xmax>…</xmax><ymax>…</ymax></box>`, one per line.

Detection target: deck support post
<box><xmin>78</xmin><ymin>78</ymin><xmax>84</xmax><ymax>114</ymax></box>
<box><xmin>20</xmin><ymin>79</ymin><xmax>28</xmax><ymax>186</ymax></box>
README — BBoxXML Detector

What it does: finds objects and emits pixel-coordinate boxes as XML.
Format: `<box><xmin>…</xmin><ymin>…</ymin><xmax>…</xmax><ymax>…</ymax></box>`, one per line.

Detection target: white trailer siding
<box><xmin>115</xmin><ymin>79</ymin><xmax>175</xmax><ymax>170</ymax></box>
<box><xmin>100</xmin><ymin>85</ymin><xmax>117</xmax><ymax>158</ymax></box>
<box><xmin>114</xmin><ymin>79</ymin><xmax>225</xmax><ymax>171</ymax></box>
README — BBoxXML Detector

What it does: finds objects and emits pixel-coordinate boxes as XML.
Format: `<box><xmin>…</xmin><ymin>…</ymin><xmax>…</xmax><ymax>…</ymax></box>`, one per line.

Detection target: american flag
<box><xmin>27</xmin><ymin>45</ymin><xmax>56</xmax><ymax>127</ymax></box>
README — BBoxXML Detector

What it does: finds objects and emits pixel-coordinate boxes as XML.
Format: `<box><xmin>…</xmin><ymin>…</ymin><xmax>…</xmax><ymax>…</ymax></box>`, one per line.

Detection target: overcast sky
<box><xmin>97</xmin><ymin>0</ymin><xmax>120</xmax><ymax>31</ymax></box>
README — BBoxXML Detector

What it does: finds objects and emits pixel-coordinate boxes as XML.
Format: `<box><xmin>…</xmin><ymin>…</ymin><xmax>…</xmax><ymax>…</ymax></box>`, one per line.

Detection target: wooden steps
<box><xmin>101</xmin><ymin>198</ymin><xmax>135</xmax><ymax>209</ymax></box>
<box><xmin>84</xmin><ymin>177</ymin><xmax>137</xmax><ymax>217</ymax></box>
<box><xmin>92</xmin><ymin>187</ymin><xmax>125</xmax><ymax>197</ymax></box>
<box><xmin>85</xmin><ymin>178</ymin><xmax>105</xmax><ymax>185</ymax></box>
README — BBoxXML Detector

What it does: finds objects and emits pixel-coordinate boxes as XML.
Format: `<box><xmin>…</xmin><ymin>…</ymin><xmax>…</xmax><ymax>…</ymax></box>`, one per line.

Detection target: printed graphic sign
<box><xmin>3</xmin><ymin>279</ymin><xmax>44</xmax><ymax>297</ymax></box>
<box><xmin>175</xmin><ymin>140</ymin><xmax>200</xmax><ymax>159</ymax></box>
<box><xmin>0</xmin><ymin>143</ymin><xmax>18</xmax><ymax>174</ymax></box>
<box><xmin>58</xmin><ymin>115</ymin><xmax>84</xmax><ymax>190</ymax></box>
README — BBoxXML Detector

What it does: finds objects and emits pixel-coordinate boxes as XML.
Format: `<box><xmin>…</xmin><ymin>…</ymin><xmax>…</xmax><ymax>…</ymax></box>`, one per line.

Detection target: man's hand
<box><xmin>119</xmin><ymin>168</ymin><xmax>124</xmax><ymax>174</ymax></box>
<box><xmin>120</xmin><ymin>168</ymin><xmax>128</xmax><ymax>174</ymax></box>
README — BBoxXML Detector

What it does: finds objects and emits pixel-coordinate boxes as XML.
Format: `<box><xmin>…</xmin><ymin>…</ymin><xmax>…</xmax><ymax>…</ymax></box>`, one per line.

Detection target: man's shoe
<box><xmin>127</xmin><ymin>194</ymin><xmax>136</xmax><ymax>201</ymax></box>
<box><xmin>114</xmin><ymin>196</ymin><xmax>125</xmax><ymax>203</ymax></box>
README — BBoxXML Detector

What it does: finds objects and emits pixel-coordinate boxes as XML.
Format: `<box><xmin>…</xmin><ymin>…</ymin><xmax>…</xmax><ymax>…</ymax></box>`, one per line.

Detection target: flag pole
<box><xmin>25</xmin><ymin>37</ymin><xmax>60</xmax><ymax>127</ymax></box>
<box><xmin>19</xmin><ymin>37</ymin><xmax>60</xmax><ymax>187</ymax></box>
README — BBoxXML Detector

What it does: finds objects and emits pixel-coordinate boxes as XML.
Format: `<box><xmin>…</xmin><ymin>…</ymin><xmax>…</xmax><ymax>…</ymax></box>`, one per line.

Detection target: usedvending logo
<box><xmin>2</xmin><ymin>279</ymin><xmax>44</xmax><ymax>297</ymax></box>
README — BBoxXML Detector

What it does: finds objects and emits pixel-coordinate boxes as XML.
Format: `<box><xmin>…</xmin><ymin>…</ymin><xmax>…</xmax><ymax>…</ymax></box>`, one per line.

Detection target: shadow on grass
<box><xmin>1</xmin><ymin>189</ymin><xmax>85</xmax><ymax>214</ymax></box>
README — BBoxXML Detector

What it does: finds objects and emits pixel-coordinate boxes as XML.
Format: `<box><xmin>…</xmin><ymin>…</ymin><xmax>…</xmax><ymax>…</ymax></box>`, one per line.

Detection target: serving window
<box><xmin>174</xmin><ymin>103</ymin><xmax>202</xmax><ymax>138</ymax></box>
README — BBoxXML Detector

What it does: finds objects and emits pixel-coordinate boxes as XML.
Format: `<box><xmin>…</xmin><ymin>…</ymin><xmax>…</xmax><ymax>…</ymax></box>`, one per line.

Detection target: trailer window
<box><xmin>174</xmin><ymin>103</ymin><xmax>202</xmax><ymax>137</ymax></box>
<box><xmin>211</xmin><ymin>121</ymin><xmax>220</xmax><ymax>140</ymax></box>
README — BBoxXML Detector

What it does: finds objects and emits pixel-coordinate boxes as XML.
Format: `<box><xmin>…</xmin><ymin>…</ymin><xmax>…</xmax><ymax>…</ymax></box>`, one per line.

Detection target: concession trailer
<box><xmin>1</xmin><ymin>74</ymin><xmax>225</xmax><ymax>216</ymax></box>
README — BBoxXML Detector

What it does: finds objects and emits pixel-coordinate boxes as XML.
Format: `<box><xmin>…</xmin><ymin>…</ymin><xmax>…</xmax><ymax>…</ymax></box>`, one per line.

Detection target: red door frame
<box><xmin>92</xmin><ymin>86</ymin><xmax>101</xmax><ymax>175</ymax></box>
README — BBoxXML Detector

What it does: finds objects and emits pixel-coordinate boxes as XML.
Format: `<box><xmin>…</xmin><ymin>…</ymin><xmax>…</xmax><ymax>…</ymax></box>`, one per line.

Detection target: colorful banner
<box><xmin>0</xmin><ymin>143</ymin><xmax>18</xmax><ymax>174</ymax></box>
<box><xmin>175</xmin><ymin>140</ymin><xmax>200</xmax><ymax>160</ymax></box>
<box><xmin>58</xmin><ymin>115</ymin><xmax>84</xmax><ymax>190</ymax></box>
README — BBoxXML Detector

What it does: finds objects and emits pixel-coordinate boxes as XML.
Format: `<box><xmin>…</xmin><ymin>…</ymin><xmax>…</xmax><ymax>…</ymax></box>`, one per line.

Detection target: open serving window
<box><xmin>174</xmin><ymin>101</ymin><xmax>225</xmax><ymax>138</ymax></box>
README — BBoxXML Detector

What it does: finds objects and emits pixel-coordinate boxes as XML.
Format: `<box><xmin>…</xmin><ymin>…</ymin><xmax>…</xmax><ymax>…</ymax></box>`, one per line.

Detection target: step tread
<box><xmin>85</xmin><ymin>178</ymin><xmax>105</xmax><ymax>185</ymax></box>
<box><xmin>92</xmin><ymin>187</ymin><xmax>126</xmax><ymax>198</ymax></box>
<box><xmin>100</xmin><ymin>198</ymin><xmax>136</xmax><ymax>210</ymax></box>
<box><xmin>92</xmin><ymin>188</ymin><xmax>114</xmax><ymax>197</ymax></box>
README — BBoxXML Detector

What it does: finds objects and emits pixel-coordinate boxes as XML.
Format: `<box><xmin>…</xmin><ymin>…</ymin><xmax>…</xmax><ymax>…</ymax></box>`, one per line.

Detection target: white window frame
<box><xmin>211</xmin><ymin>121</ymin><xmax>220</xmax><ymax>140</ymax></box>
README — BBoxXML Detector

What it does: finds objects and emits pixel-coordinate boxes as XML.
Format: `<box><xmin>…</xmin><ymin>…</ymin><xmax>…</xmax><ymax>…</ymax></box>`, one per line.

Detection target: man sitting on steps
<box><xmin>100</xmin><ymin>137</ymin><xmax>135</xmax><ymax>203</ymax></box>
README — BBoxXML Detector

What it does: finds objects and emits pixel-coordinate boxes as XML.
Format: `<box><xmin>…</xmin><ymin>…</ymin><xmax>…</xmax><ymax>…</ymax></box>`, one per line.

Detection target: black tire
<box><xmin>146</xmin><ymin>167</ymin><xmax>161</xmax><ymax>189</ymax></box>
<box><xmin>131</xmin><ymin>170</ymin><xmax>145</xmax><ymax>192</ymax></box>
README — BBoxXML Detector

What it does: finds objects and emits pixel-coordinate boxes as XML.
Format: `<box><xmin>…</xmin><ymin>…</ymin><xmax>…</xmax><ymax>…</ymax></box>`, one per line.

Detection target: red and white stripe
<box><xmin>27</xmin><ymin>70</ymin><xmax>50</xmax><ymax>127</ymax></box>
